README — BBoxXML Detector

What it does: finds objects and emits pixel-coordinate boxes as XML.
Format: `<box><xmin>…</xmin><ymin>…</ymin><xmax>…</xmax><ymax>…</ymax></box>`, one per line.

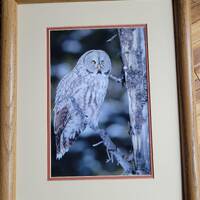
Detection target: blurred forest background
<box><xmin>50</xmin><ymin>28</ymin><xmax>149</xmax><ymax>177</ymax></box>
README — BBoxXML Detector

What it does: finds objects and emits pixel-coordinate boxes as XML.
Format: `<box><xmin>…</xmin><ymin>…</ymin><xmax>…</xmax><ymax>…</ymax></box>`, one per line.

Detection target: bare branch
<box><xmin>106</xmin><ymin>34</ymin><xmax>118</xmax><ymax>43</ymax></box>
<box><xmin>95</xmin><ymin>128</ymin><xmax>133</xmax><ymax>174</ymax></box>
<box><xmin>92</xmin><ymin>141</ymin><xmax>103</xmax><ymax>147</ymax></box>
<box><xmin>68</xmin><ymin>95</ymin><xmax>133</xmax><ymax>175</ymax></box>
<box><xmin>109</xmin><ymin>74</ymin><xmax>123</xmax><ymax>83</ymax></box>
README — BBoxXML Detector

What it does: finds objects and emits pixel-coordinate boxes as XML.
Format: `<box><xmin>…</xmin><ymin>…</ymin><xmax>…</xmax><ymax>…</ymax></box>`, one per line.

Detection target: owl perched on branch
<box><xmin>54</xmin><ymin>50</ymin><xmax>112</xmax><ymax>160</ymax></box>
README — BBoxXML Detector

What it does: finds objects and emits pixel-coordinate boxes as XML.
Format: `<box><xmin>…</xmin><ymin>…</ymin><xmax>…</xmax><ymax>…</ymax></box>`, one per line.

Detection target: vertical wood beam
<box><xmin>0</xmin><ymin>0</ymin><xmax>17</xmax><ymax>200</ymax></box>
<box><xmin>173</xmin><ymin>0</ymin><xmax>200</xmax><ymax>199</ymax></box>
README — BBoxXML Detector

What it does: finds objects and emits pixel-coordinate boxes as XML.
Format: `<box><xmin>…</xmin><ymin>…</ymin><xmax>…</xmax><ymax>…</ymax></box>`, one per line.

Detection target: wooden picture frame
<box><xmin>0</xmin><ymin>0</ymin><xmax>199</xmax><ymax>200</ymax></box>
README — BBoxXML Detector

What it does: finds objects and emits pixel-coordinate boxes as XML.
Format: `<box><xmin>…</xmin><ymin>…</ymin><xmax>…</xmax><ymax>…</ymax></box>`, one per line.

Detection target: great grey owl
<box><xmin>54</xmin><ymin>50</ymin><xmax>112</xmax><ymax>160</ymax></box>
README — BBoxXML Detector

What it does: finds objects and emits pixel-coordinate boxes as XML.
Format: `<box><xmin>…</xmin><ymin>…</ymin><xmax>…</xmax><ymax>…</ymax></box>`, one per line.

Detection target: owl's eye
<box><xmin>92</xmin><ymin>60</ymin><xmax>96</xmax><ymax>64</ymax></box>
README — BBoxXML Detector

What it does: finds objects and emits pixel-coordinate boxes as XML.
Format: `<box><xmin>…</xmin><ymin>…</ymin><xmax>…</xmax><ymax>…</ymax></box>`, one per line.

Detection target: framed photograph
<box><xmin>0</xmin><ymin>0</ymin><xmax>199</xmax><ymax>200</ymax></box>
<box><xmin>47</xmin><ymin>24</ymin><xmax>154</xmax><ymax>180</ymax></box>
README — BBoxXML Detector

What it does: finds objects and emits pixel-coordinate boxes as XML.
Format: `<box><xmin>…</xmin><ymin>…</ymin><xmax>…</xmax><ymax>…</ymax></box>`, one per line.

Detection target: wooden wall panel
<box><xmin>191</xmin><ymin>1</ymin><xmax>200</xmax><ymax>23</ymax></box>
<box><xmin>192</xmin><ymin>21</ymin><xmax>200</xmax><ymax>47</ymax></box>
<box><xmin>191</xmin><ymin>0</ymin><xmax>200</xmax><ymax>183</ymax></box>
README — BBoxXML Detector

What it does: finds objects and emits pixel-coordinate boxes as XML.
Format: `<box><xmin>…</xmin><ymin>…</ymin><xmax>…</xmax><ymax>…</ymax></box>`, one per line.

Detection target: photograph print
<box><xmin>47</xmin><ymin>25</ymin><xmax>153</xmax><ymax>179</ymax></box>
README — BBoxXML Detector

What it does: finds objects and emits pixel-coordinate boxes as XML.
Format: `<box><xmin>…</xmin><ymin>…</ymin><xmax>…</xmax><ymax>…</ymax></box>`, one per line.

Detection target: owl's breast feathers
<box><xmin>73</xmin><ymin>75</ymin><xmax>108</xmax><ymax>125</ymax></box>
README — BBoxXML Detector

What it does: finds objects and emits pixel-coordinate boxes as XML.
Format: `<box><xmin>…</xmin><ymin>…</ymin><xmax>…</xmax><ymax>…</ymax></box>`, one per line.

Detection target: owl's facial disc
<box><xmin>84</xmin><ymin>50</ymin><xmax>111</xmax><ymax>76</ymax></box>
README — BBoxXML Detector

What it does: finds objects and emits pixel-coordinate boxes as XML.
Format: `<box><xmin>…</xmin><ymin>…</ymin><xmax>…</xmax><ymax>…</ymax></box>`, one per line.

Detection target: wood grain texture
<box><xmin>193</xmin><ymin>47</ymin><xmax>200</xmax><ymax>66</ymax></box>
<box><xmin>173</xmin><ymin>0</ymin><xmax>200</xmax><ymax>199</ymax></box>
<box><xmin>191</xmin><ymin>0</ymin><xmax>200</xmax><ymax>196</ymax></box>
<box><xmin>191</xmin><ymin>3</ymin><xmax>200</xmax><ymax>24</ymax></box>
<box><xmin>0</xmin><ymin>1</ymin><xmax>17</xmax><ymax>200</ymax></box>
<box><xmin>191</xmin><ymin>21</ymin><xmax>200</xmax><ymax>47</ymax></box>
<box><xmin>16</xmin><ymin>0</ymin><xmax>111</xmax><ymax>3</ymax></box>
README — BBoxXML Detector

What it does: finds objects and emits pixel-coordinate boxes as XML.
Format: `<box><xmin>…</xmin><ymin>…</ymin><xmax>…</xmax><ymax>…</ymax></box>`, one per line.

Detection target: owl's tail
<box><xmin>56</xmin><ymin>150</ymin><xmax>69</xmax><ymax>160</ymax></box>
<box><xmin>55</xmin><ymin>129</ymin><xmax>82</xmax><ymax>160</ymax></box>
<box><xmin>55</xmin><ymin>133</ymin><xmax>69</xmax><ymax>160</ymax></box>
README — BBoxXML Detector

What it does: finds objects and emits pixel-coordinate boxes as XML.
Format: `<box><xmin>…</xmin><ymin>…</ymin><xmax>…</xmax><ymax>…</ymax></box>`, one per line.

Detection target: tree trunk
<box><xmin>119</xmin><ymin>28</ymin><xmax>150</xmax><ymax>174</ymax></box>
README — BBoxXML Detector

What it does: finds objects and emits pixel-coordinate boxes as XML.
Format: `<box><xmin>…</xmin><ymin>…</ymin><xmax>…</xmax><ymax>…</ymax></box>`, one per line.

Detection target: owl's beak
<box><xmin>97</xmin><ymin>64</ymin><xmax>101</xmax><ymax>70</ymax></box>
<box><xmin>97</xmin><ymin>64</ymin><xmax>102</xmax><ymax>74</ymax></box>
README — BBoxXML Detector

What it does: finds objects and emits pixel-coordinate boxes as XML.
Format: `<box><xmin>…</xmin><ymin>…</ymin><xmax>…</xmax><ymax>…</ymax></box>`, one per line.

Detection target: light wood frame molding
<box><xmin>0</xmin><ymin>0</ymin><xmax>199</xmax><ymax>200</ymax></box>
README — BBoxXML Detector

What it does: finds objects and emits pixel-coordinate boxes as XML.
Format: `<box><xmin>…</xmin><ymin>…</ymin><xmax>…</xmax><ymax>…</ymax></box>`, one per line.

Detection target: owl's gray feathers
<box><xmin>54</xmin><ymin>50</ymin><xmax>111</xmax><ymax>159</ymax></box>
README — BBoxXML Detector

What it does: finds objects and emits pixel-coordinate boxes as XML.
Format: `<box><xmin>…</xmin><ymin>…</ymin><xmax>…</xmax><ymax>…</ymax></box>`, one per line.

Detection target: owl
<box><xmin>54</xmin><ymin>50</ymin><xmax>112</xmax><ymax>160</ymax></box>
